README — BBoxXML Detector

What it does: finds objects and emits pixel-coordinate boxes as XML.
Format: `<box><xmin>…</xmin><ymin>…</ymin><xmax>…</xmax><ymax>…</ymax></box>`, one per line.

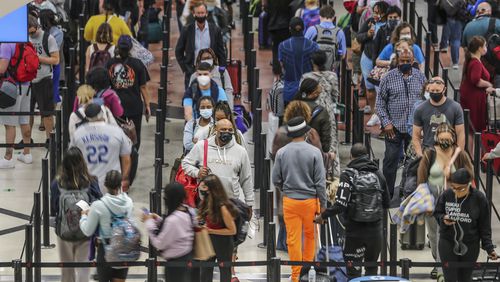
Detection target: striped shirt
<box><xmin>376</xmin><ymin>68</ymin><xmax>426</xmax><ymax>133</ymax></box>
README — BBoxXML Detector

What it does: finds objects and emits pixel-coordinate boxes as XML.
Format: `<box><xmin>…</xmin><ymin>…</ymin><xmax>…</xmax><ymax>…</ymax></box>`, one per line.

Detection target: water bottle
<box><xmin>308</xmin><ymin>266</ymin><xmax>316</xmax><ymax>282</ymax></box>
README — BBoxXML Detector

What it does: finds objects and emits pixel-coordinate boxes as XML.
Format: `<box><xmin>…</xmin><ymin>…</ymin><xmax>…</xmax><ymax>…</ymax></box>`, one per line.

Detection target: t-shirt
<box><xmin>84</xmin><ymin>14</ymin><xmax>132</xmax><ymax>45</ymax></box>
<box><xmin>29</xmin><ymin>30</ymin><xmax>59</xmax><ymax>82</ymax></box>
<box><xmin>70</xmin><ymin>122</ymin><xmax>132</xmax><ymax>191</ymax></box>
<box><xmin>107</xmin><ymin>56</ymin><xmax>150</xmax><ymax>117</ymax></box>
<box><xmin>182</xmin><ymin>87</ymin><xmax>227</xmax><ymax>107</ymax></box>
<box><xmin>413</xmin><ymin>98</ymin><xmax>464</xmax><ymax>148</ymax></box>
<box><xmin>377</xmin><ymin>43</ymin><xmax>425</xmax><ymax>64</ymax></box>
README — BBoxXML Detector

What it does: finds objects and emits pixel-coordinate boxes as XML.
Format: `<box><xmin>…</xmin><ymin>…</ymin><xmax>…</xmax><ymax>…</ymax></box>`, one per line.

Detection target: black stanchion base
<box><xmin>41</xmin><ymin>244</ymin><xmax>56</xmax><ymax>249</ymax></box>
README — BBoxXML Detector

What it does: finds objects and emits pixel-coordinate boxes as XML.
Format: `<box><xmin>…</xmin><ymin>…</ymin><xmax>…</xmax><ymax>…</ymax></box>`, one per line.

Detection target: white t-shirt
<box><xmin>71</xmin><ymin>122</ymin><xmax>132</xmax><ymax>192</ymax></box>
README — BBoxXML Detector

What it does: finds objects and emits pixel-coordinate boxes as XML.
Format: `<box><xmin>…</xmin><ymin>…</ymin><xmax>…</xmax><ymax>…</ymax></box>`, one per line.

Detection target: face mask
<box><xmin>400</xmin><ymin>34</ymin><xmax>412</xmax><ymax>40</ymax></box>
<box><xmin>201</xmin><ymin>59</ymin><xmax>214</xmax><ymax>66</ymax></box>
<box><xmin>199</xmin><ymin>190</ymin><xmax>209</xmax><ymax>197</ymax></box>
<box><xmin>438</xmin><ymin>139</ymin><xmax>453</xmax><ymax>150</ymax></box>
<box><xmin>429</xmin><ymin>91</ymin><xmax>444</xmax><ymax>103</ymax></box>
<box><xmin>343</xmin><ymin>1</ymin><xmax>356</xmax><ymax>13</ymax></box>
<box><xmin>388</xmin><ymin>19</ymin><xmax>400</xmax><ymax>29</ymax></box>
<box><xmin>197</xmin><ymin>75</ymin><xmax>210</xmax><ymax>87</ymax></box>
<box><xmin>399</xmin><ymin>63</ymin><xmax>412</xmax><ymax>74</ymax></box>
<box><xmin>195</xmin><ymin>15</ymin><xmax>207</xmax><ymax>23</ymax></box>
<box><xmin>199</xmin><ymin>108</ymin><xmax>213</xmax><ymax>119</ymax></box>
<box><xmin>424</xmin><ymin>91</ymin><xmax>430</xmax><ymax>100</ymax></box>
<box><xmin>219</xmin><ymin>131</ymin><xmax>233</xmax><ymax>144</ymax></box>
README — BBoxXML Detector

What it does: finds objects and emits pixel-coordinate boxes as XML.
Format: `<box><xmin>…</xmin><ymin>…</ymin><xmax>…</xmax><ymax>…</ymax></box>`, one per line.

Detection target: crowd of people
<box><xmin>1</xmin><ymin>0</ymin><xmax>500</xmax><ymax>282</ymax></box>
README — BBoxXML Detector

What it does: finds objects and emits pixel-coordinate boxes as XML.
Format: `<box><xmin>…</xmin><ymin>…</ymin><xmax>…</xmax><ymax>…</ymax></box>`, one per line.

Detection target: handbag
<box><xmin>175</xmin><ymin>139</ymin><xmax>208</xmax><ymax>207</ymax></box>
<box><xmin>115</xmin><ymin>117</ymin><xmax>138</xmax><ymax>145</ymax></box>
<box><xmin>193</xmin><ymin>227</ymin><xmax>215</xmax><ymax>260</ymax></box>
<box><xmin>0</xmin><ymin>77</ymin><xmax>18</xmax><ymax>109</ymax></box>
<box><xmin>367</xmin><ymin>65</ymin><xmax>389</xmax><ymax>86</ymax></box>
<box><xmin>129</xmin><ymin>37</ymin><xmax>154</xmax><ymax>67</ymax></box>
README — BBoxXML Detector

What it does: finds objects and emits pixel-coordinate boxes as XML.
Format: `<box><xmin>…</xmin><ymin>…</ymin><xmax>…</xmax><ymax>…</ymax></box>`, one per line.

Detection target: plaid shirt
<box><xmin>376</xmin><ymin>68</ymin><xmax>426</xmax><ymax>133</ymax></box>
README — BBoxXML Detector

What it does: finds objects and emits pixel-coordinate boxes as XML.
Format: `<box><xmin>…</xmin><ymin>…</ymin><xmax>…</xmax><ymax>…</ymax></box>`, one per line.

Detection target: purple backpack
<box><xmin>301</xmin><ymin>8</ymin><xmax>321</xmax><ymax>30</ymax></box>
<box><xmin>233</xmin><ymin>105</ymin><xmax>252</xmax><ymax>134</ymax></box>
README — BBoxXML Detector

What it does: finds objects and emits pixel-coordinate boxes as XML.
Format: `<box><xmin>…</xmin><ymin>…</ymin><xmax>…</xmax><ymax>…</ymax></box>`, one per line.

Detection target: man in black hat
<box><xmin>272</xmin><ymin>116</ymin><xmax>326</xmax><ymax>282</ymax></box>
<box><xmin>71</xmin><ymin>103</ymin><xmax>132</xmax><ymax>193</ymax></box>
<box><xmin>434</xmin><ymin>168</ymin><xmax>498</xmax><ymax>282</ymax></box>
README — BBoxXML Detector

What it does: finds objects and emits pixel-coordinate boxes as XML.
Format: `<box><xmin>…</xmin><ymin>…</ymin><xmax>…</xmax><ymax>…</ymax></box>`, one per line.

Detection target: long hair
<box><xmin>56</xmin><ymin>147</ymin><xmax>97</xmax><ymax>190</ymax></box>
<box><xmin>76</xmin><ymin>84</ymin><xmax>96</xmax><ymax>105</ymax></box>
<box><xmin>417</xmin><ymin>123</ymin><xmax>474</xmax><ymax>185</ymax></box>
<box><xmin>284</xmin><ymin>100</ymin><xmax>312</xmax><ymax>123</ymax></box>
<box><xmin>198</xmin><ymin>175</ymin><xmax>237</xmax><ymax>225</ymax></box>
<box><xmin>462</xmin><ymin>36</ymin><xmax>486</xmax><ymax>82</ymax></box>
<box><xmin>95</xmin><ymin>23</ymin><xmax>113</xmax><ymax>44</ymax></box>
<box><xmin>39</xmin><ymin>9</ymin><xmax>57</xmax><ymax>31</ymax></box>
<box><xmin>390</xmin><ymin>22</ymin><xmax>415</xmax><ymax>45</ymax></box>
<box><xmin>164</xmin><ymin>183</ymin><xmax>186</xmax><ymax>217</ymax></box>
<box><xmin>212</xmin><ymin>101</ymin><xmax>242</xmax><ymax>144</ymax></box>
<box><xmin>195</xmin><ymin>48</ymin><xmax>219</xmax><ymax>68</ymax></box>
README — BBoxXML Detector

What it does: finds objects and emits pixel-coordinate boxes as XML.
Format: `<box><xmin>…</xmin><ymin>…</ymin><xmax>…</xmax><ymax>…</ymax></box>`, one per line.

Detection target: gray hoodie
<box><xmin>79</xmin><ymin>193</ymin><xmax>134</xmax><ymax>239</ymax></box>
<box><xmin>182</xmin><ymin>136</ymin><xmax>254</xmax><ymax>206</ymax></box>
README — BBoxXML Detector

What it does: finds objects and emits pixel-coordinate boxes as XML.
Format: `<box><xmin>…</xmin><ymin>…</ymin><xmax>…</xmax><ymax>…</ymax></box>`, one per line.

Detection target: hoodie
<box><xmin>79</xmin><ymin>193</ymin><xmax>134</xmax><ymax>239</ymax></box>
<box><xmin>321</xmin><ymin>156</ymin><xmax>390</xmax><ymax>237</ymax></box>
<box><xmin>181</xmin><ymin>136</ymin><xmax>254</xmax><ymax>206</ymax></box>
<box><xmin>73</xmin><ymin>88</ymin><xmax>124</xmax><ymax>118</ymax></box>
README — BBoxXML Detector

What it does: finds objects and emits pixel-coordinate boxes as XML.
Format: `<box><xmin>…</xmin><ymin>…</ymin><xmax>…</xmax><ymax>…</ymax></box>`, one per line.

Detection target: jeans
<box><xmin>360</xmin><ymin>52</ymin><xmax>375</xmax><ymax>90</ymax></box>
<box><xmin>425</xmin><ymin>215</ymin><xmax>441</xmax><ymax>267</ymax></box>
<box><xmin>439</xmin><ymin>238</ymin><xmax>480</xmax><ymax>282</ymax></box>
<box><xmin>445</xmin><ymin>17</ymin><xmax>464</xmax><ymax>64</ymax></box>
<box><xmin>383</xmin><ymin>130</ymin><xmax>411</xmax><ymax>197</ymax></box>
<box><xmin>343</xmin><ymin>234</ymin><xmax>382</xmax><ymax>280</ymax></box>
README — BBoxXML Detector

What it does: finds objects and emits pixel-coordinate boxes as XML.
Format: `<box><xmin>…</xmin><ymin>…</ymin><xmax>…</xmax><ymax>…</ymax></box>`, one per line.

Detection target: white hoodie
<box><xmin>79</xmin><ymin>192</ymin><xmax>134</xmax><ymax>239</ymax></box>
<box><xmin>182</xmin><ymin>136</ymin><xmax>254</xmax><ymax>206</ymax></box>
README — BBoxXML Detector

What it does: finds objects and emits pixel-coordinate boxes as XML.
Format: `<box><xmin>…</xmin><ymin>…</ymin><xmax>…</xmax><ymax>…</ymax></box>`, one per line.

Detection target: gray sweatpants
<box><xmin>57</xmin><ymin>237</ymin><xmax>90</xmax><ymax>282</ymax></box>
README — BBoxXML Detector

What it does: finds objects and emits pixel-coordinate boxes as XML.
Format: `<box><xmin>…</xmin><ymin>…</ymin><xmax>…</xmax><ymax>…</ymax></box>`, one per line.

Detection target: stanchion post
<box><xmin>425</xmin><ymin>32</ymin><xmax>432</xmax><ymax>79</ymax></box>
<box><xmin>13</xmin><ymin>259</ymin><xmax>22</xmax><ymax>282</ymax></box>
<box><xmin>442</xmin><ymin>68</ymin><xmax>449</xmax><ymax>92</ymax></box>
<box><xmin>417</xmin><ymin>16</ymin><xmax>423</xmax><ymax>47</ymax></box>
<box><xmin>49</xmin><ymin>133</ymin><xmax>56</xmax><ymax>181</ymax></box>
<box><xmin>267</xmin><ymin>222</ymin><xmax>277</xmax><ymax>281</ymax></box>
<box><xmin>155</xmin><ymin>158</ymin><xmax>163</xmax><ymax>215</ymax></box>
<box><xmin>252</xmin><ymin>89</ymin><xmax>262</xmax><ymax>142</ymax></box>
<box><xmin>42</xmin><ymin>158</ymin><xmax>52</xmax><ymax>248</ymax></box>
<box><xmin>34</xmin><ymin>192</ymin><xmax>41</xmax><ymax>282</ymax></box>
<box><xmin>409</xmin><ymin>0</ymin><xmax>416</xmax><ymax>28</ymax></box>
<box><xmin>486</xmin><ymin>160</ymin><xmax>494</xmax><ymax>218</ymax></box>
<box><xmin>248</xmin><ymin>49</ymin><xmax>256</xmax><ymax>104</ymax></box>
<box><xmin>353</xmin><ymin>109</ymin><xmax>364</xmax><ymax>144</ymax></box>
<box><xmin>55</xmin><ymin>110</ymin><xmax>62</xmax><ymax>167</ymax></box>
<box><xmin>401</xmin><ymin>258</ymin><xmax>411</xmax><ymax>279</ymax></box>
<box><xmin>25</xmin><ymin>224</ymin><xmax>33</xmax><ymax>282</ymax></box>
<box><xmin>344</xmin><ymin>71</ymin><xmax>353</xmax><ymax>144</ymax></box>
<box><xmin>389</xmin><ymin>223</ymin><xmax>398</xmax><ymax>276</ymax></box>
<box><xmin>78</xmin><ymin>7</ymin><xmax>87</xmax><ymax>84</ymax></box>
<box><xmin>402</xmin><ymin>0</ymin><xmax>408</xmax><ymax>22</ymax></box>
<box><xmin>364</xmin><ymin>132</ymin><xmax>371</xmax><ymax>157</ymax></box>
<box><xmin>474</xmin><ymin>133</ymin><xmax>481</xmax><ymax>187</ymax></box>
<box><xmin>340</xmin><ymin>59</ymin><xmax>347</xmax><ymax>105</ymax></box>
<box><xmin>147</xmin><ymin>257</ymin><xmax>157</xmax><ymax>281</ymax></box>
<box><xmin>61</xmin><ymin>86</ymin><xmax>69</xmax><ymax>152</ymax></box>
<box><xmin>464</xmin><ymin>110</ymin><xmax>470</xmax><ymax>152</ymax></box>
<box><xmin>271</xmin><ymin>257</ymin><xmax>281</xmax><ymax>282</ymax></box>
<box><xmin>251</xmin><ymin>68</ymin><xmax>260</xmax><ymax>112</ymax></box>
<box><xmin>433</xmin><ymin>47</ymin><xmax>440</xmax><ymax>77</ymax></box>
<box><xmin>381</xmin><ymin>211</ymin><xmax>388</xmax><ymax>275</ymax></box>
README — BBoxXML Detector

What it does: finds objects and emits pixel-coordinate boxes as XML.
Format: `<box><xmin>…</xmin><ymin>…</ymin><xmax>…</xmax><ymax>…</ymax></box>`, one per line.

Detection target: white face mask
<box><xmin>197</xmin><ymin>75</ymin><xmax>211</xmax><ymax>87</ymax></box>
<box><xmin>400</xmin><ymin>34</ymin><xmax>412</xmax><ymax>40</ymax></box>
<box><xmin>424</xmin><ymin>91</ymin><xmax>430</xmax><ymax>100</ymax></box>
<box><xmin>201</xmin><ymin>59</ymin><xmax>214</xmax><ymax>66</ymax></box>
<box><xmin>199</xmin><ymin>108</ymin><xmax>213</xmax><ymax>119</ymax></box>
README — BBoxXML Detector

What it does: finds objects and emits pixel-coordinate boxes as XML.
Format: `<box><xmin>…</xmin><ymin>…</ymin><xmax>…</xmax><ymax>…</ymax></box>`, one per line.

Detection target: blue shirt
<box><xmin>378</xmin><ymin>43</ymin><xmax>425</xmax><ymax>64</ymax></box>
<box><xmin>462</xmin><ymin>16</ymin><xmax>500</xmax><ymax>47</ymax></box>
<box><xmin>183</xmin><ymin>86</ymin><xmax>227</xmax><ymax>107</ymax></box>
<box><xmin>376</xmin><ymin>68</ymin><xmax>426</xmax><ymax>133</ymax></box>
<box><xmin>304</xmin><ymin>22</ymin><xmax>347</xmax><ymax>56</ymax></box>
<box><xmin>194</xmin><ymin>21</ymin><xmax>210</xmax><ymax>61</ymax></box>
<box><xmin>278</xmin><ymin>36</ymin><xmax>319</xmax><ymax>102</ymax></box>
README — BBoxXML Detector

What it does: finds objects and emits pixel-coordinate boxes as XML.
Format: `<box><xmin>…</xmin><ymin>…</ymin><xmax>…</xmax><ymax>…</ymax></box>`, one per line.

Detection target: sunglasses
<box><xmin>428</xmin><ymin>79</ymin><xmax>445</xmax><ymax>85</ymax></box>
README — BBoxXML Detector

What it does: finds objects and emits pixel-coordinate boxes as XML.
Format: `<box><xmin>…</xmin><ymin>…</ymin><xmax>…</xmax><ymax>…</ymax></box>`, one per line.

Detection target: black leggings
<box><xmin>201</xmin><ymin>234</ymin><xmax>234</xmax><ymax>282</ymax></box>
<box><xmin>165</xmin><ymin>252</ymin><xmax>192</xmax><ymax>282</ymax></box>
<box><xmin>343</xmin><ymin>235</ymin><xmax>382</xmax><ymax>280</ymax></box>
<box><xmin>439</xmin><ymin>238</ymin><xmax>480</xmax><ymax>282</ymax></box>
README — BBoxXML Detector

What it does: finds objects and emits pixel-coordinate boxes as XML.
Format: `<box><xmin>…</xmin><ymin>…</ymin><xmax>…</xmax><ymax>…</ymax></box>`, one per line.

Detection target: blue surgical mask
<box><xmin>199</xmin><ymin>108</ymin><xmax>213</xmax><ymax>119</ymax></box>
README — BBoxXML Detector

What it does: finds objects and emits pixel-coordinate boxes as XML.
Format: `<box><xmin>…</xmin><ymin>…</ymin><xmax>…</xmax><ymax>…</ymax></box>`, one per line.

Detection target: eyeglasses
<box><xmin>428</xmin><ymin>79</ymin><xmax>445</xmax><ymax>85</ymax></box>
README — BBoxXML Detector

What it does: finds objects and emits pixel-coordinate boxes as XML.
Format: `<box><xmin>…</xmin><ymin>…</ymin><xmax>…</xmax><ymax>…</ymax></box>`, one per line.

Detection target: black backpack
<box><xmin>485</xmin><ymin>17</ymin><xmax>500</xmax><ymax>71</ymax></box>
<box><xmin>88</xmin><ymin>44</ymin><xmax>112</xmax><ymax>70</ymax></box>
<box><xmin>229</xmin><ymin>198</ymin><xmax>252</xmax><ymax>246</ymax></box>
<box><xmin>345</xmin><ymin>168</ymin><xmax>383</xmax><ymax>223</ymax></box>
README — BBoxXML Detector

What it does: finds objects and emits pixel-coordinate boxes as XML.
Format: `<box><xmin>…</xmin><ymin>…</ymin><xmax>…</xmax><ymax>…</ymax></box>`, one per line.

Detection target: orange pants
<box><xmin>283</xmin><ymin>196</ymin><xmax>319</xmax><ymax>282</ymax></box>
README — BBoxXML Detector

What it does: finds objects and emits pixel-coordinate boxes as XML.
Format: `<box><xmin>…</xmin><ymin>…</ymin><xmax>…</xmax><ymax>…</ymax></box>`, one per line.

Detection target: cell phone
<box><xmin>141</xmin><ymin>207</ymin><xmax>150</xmax><ymax>214</ymax></box>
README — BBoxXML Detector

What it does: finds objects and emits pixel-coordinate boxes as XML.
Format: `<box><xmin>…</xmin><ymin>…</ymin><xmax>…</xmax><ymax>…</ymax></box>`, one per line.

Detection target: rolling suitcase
<box><xmin>399</xmin><ymin>222</ymin><xmax>426</xmax><ymax>250</ymax></box>
<box><xmin>258</xmin><ymin>11</ymin><xmax>271</xmax><ymax>49</ymax></box>
<box><xmin>226</xmin><ymin>28</ymin><xmax>242</xmax><ymax>98</ymax></box>
<box><xmin>482</xmin><ymin>93</ymin><xmax>500</xmax><ymax>175</ymax></box>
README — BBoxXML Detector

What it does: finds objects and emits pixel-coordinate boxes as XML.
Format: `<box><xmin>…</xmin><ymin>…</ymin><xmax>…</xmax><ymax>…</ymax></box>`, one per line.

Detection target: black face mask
<box><xmin>399</xmin><ymin>63</ymin><xmax>412</xmax><ymax>74</ymax></box>
<box><xmin>195</xmin><ymin>16</ymin><xmax>207</xmax><ymax>23</ymax></box>
<box><xmin>199</xmin><ymin>190</ymin><xmax>209</xmax><ymax>197</ymax></box>
<box><xmin>438</xmin><ymin>139</ymin><xmax>453</xmax><ymax>150</ymax></box>
<box><xmin>219</xmin><ymin>132</ymin><xmax>233</xmax><ymax>144</ymax></box>
<box><xmin>430</xmin><ymin>91</ymin><xmax>444</xmax><ymax>103</ymax></box>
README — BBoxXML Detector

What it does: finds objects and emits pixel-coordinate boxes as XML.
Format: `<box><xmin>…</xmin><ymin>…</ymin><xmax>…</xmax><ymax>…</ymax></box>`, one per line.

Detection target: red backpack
<box><xmin>89</xmin><ymin>44</ymin><xmax>112</xmax><ymax>70</ymax></box>
<box><xmin>8</xmin><ymin>43</ymin><xmax>39</xmax><ymax>83</ymax></box>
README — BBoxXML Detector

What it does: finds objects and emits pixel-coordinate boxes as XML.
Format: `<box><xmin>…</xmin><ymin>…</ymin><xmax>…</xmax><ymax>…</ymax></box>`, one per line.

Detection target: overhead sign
<box><xmin>0</xmin><ymin>0</ymin><xmax>32</xmax><ymax>43</ymax></box>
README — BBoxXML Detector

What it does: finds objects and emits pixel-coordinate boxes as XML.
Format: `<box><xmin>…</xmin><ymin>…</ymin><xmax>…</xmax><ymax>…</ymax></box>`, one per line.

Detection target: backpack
<box><xmin>439</xmin><ymin>0</ymin><xmax>466</xmax><ymax>17</ymax></box>
<box><xmin>229</xmin><ymin>198</ymin><xmax>252</xmax><ymax>246</ymax></box>
<box><xmin>92</xmin><ymin>89</ymin><xmax>107</xmax><ymax>106</ymax></box>
<box><xmin>267</xmin><ymin>79</ymin><xmax>284</xmax><ymax>117</ymax></box>
<box><xmin>300</xmin><ymin>8</ymin><xmax>321</xmax><ymax>30</ymax></box>
<box><xmin>89</xmin><ymin>44</ymin><xmax>112</xmax><ymax>70</ymax></box>
<box><xmin>7</xmin><ymin>43</ymin><xmax>39</xmax><ymax>83</ymax></box>
<box><xmin>74</xmin><ymin>109</ymin><xmax>89</xmax><ymax>128</ymax></box>
<box><xmin>485</xmin><ymin>17</ymin><xmax>500</xmax><ymax>71</ymax></box>
<box><xmin>345</xmin><ymin>168</ymin><xmax>383</xmax><ymax>223</ymax></box>
<box><xmin>233</xmin><ymin>104</ymin><xmax>253</xmax><ymax>134</ymax></box>
<box><xmin>311</xmin><ymin>105</ymin><xmax>324</xmax><ymax>121</ymax></box>
<box><xmin>400</xmin><ymin>156</ymin><xmax>423</xmax><ymax>198</ymax></box>
<box><xmin>55</xmin><ymin>189</ymin><xmax>90</xmax><ymax>242</ymax></box>
<box><xmin>102</xmin><ymin>202</ymin><xmax>141</xmax><ymax>262</ymax></box>
<box><xmin>314</xmin><ymin>25</ymin><xmax>341</xmax><ymax>71</ymax></box>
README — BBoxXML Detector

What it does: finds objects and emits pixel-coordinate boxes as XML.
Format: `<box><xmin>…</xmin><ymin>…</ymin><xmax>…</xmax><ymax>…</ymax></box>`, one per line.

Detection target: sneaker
<box><xmin>17</xmin><ymin>153</ymin><xmax>33</xmax><ymax>164</ymax></box>
<box><xmin>430</xmin><ymin>267</ymin><xmax>438</xmax><ymax>279</ymax></box>
<box><xmin>440</xmin><ymin>47</ymin><xmax>448</xmax><ymax>53</ymax></box>
<box><xmin>452</xmin><ymin>64</ymin><xmax>459</xmax><ymax>70</ymax></box>
<box><xmin>366</xmin><ymin>114</ymin><xmax>381</xmax><ymax>126</ymax></box>
<box><xmin>0</xmin><ymin>158</ymin><xmax>15</xmax><ymax>169</ymax></box>
<box><xmin>363</xmin><ymin>105</ymin><xmax>372</xmax><ymax>114</ymax></box>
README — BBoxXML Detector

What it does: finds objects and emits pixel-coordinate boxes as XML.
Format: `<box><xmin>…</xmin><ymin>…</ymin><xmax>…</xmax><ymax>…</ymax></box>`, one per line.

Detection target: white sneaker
<box><xmin>452</xmin><ymin>64</ymin><xmax>459</xmax><ymax>70</ymax></box>
<box><xmin>363</xmin><ymin>105</ymin><xmax>372</xmax><ymax>114</ymax></box>
<box><xmin>367</xmin><ymin>114</ymin><xmax>381</xmax><ymax>126</ymax></box>
<box><xmin>17</xmin><ymin>153</ymin><xmax>33</xmax><ymax>164</ymax></box>
<box><xmin>0</xmin><ymin>158</ymin><xmax>15</xmax><ymax>169</ymax></box>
